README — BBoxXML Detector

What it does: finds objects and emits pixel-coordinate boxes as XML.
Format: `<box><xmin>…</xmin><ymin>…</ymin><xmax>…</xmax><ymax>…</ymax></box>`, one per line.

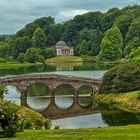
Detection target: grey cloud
<box><xmin>0</xmin><ymin>0</ymin><xmax>139</xmax><ymax>34</ymax></box>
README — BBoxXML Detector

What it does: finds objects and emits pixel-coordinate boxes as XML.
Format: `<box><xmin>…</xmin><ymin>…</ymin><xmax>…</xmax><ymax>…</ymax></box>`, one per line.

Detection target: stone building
<box><xmin>52</xmin><ymin>41</ymin><xmax>74</xmax><ymax>56</ymax></box>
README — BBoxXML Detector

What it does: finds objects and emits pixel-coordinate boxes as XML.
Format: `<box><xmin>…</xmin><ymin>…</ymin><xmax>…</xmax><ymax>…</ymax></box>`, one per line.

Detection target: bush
<box><xmin>17</xmin><ymin>107</ymin><xmax>52</xmax><ymax>130</ymax></box>
<box><xmin>0</xmin><ymin>101</ymin><xmax>22</xmax><ymax>138</ymax></box>
<box><xmin>0</xmin><ymin>99</ymin><xmax>52</xmax><ymax>138</ymax></box>
<box><xmin>17</xmin><ymin>53</ymin><xmax>25</xmax><ymax>63</ymax></box>
<box><xmin>37</xmin><ymin>55</ymin><xmax>45</xmax><ymax>63</ymax></box>
<box><xmin>99</xmin><ymin>63</ymin><xmax>140</xmax><ymax>93</ymax></box>
<box><xmin>54</xmin><ymin>125</ymin><xmax>60</xmax><ymax>130</ymax></box>
<box><xmin>0</xmin><ymin>58</ymin><xmax>6</xmax><ymax>63</ymax></box>
<box><xmin>0</xmin><ymin>87</ymin><xmax>8</xmax><ymax>99</ymax></box>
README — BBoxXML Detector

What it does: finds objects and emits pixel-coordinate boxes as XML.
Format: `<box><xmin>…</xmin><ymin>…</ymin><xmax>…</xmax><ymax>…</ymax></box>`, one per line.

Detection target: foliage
<box><xmin>11</xmin><ymin>37</ymin><xmax>33</xmax><ymax>59</ymax></box>
<box><xmin>76</xmin><ymin>40</ymin><xmax>89</xmax><ymax>56</ymax></box>
<box><xmin>32</xmin><ymin>27</ymin><xmax>46</xmax><ymax>49</ymax></box>
<box><xmin>0</xmin><ymin>87</ymin><xmax>8</xmax><ymax>99</ymax></box>
<box><xmin>0</xmin><ymin>58</ymin><xmax>6</xmax><ymax>63</ymax></box>
<box><xmin>0</xmin><ymin>100</ymin><xmax>21</xmax><ymax>138</ymax></box>
<box><xmin>0</xmin><ymin>99</ymin><xmax>52</xmax><ymax>138</ymax></box>
<box><xmin>17</xmin><ymin>53</ymin><xmax>25</xmax><ymax>63</ymax></box>
<box><xmin>44</xmin><ymin>48</ymin><xmax>55</xmax><ymax>59</ymax></box>
<box><xmin>98</xmin><ymin>25</ymin><xmax>123</xmax><ymax>61</ymax></box>
<box><xmin>0</xmin><ymin>5</ymin><xmax>140</xmax><ymax>62</ymax></box>
<box><xmin>54</xmin><ymin>125</ymin><xmax>60</xmax><ymax>130</ymax></box>
<box><xmin>76</xmin><ymin>28</ymin><xmax>103</xmax><ymax>56</ymax></box>
<box><xmin>24</xmin><ymin>48</ymin><xmax>41</xmax><ymax>63</ymax></box>
<box><xmin>99</xmin><ymin>63</ymin><xmax>140</xmax><ymax>93</ymax></box>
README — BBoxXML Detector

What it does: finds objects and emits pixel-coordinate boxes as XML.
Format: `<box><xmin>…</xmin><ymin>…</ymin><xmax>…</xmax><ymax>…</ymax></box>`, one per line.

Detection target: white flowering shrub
<box><xmin>0</xmin><ymin>100</ymin><xmax>22</xmax><ymax>138</ymax></box>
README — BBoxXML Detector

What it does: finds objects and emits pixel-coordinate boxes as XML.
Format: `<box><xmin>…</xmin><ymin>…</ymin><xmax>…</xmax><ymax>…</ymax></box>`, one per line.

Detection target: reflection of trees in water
<box><xmin>78</xmin><ymin>97</ymin><xmax>93</xmax><ymax>108</ymax></box>
<box><xmin>78</xmin><ymin>85</ymin><xmax>92</xmax><ymax>95</ymax></box>
<box><xmin>101</xmin><ymin>110</ymin><xmax>140</xmax><ymax>126</ymax></box>
<box><xmin>27</xmin><ymin>83</ymin><xmax>50</xmax><ymax>97</ymax></box>
<box><xmin>54</xmin><ymin>84</ymin><xmax>75</xmax><ymax>96</ymax></box>
<box><xmin>99</xmin><ymin>103</ymin><xmax>140</xmax><ymax>126</ymax></box>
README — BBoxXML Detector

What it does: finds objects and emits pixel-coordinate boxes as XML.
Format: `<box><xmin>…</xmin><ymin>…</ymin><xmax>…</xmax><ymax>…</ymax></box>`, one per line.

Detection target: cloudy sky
<box><xmin>0</xmin><ymin>0</ymin><xmax>140</xmax><ymax>34</ymax></box>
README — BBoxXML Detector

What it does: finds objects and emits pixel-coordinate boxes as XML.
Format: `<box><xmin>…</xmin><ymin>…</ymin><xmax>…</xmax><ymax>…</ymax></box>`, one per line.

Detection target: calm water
<box><xmin>0</xmin><ymin>63</ymin><xmax>114</xmax><ymax>78</ymax></box>
<box><xmin>4</xmin><ymin>83</ymin><xmax>140</xmax><ymax>129</ymax></box>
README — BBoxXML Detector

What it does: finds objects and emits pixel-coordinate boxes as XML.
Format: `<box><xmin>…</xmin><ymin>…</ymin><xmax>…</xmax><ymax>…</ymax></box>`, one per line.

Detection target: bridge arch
<box><xmin>77</xmin><ymin>85</ymin><xmax>94</xmax><ymax>96</ymax></box>
<box><xmin>54</xmin><ymin>84</ymin><xmax>75</xmax><ymax>109</ymax></box>
<box><xmin>3</xmin><ymin>84</ymin><xmax>21</xmax><ymax>105</ymax></box>
<box><xmin>26</xmin><ymin>82</ymin><xmax>51</xmax><ymax>111</ymax></box>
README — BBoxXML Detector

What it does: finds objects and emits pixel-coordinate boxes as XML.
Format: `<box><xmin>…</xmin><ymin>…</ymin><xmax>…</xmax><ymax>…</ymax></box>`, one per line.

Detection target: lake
<box><xmin>3</xmin><ymin>67</ymin><xmax>140</xmax><ymax>129</ymax></box>
<box><xmin>2</xmin><ymin>63</ymin><xmax>140</xmax><ymax>129</ymax></box>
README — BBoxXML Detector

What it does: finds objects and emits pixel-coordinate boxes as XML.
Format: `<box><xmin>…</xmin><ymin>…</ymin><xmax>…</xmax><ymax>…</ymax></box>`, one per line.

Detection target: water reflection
<box><xmin>4</xmin><ymin>85</ymin><xmax>21</xmax><ymax>105</ymax></box>
<box><xmin>78</xmin><ymin>85</ymin><xmax>93</xmax><ymax>107</ymax></box>
<box><xmin>0</xmin><ymin>63</ymin><xmax>115</xmax><ymax>77</ymax></box>
<box><xmin>54</xmin><ymin>84</ymin><xmax>75</xmax><ymax>109</ymax></box>
<box><xmin>4</xmin><ymin>84</ymin><xmax>140</xmax><ymax>129</ymax></box>
<box><xmin>27</xmin><ymin>83</ymin><xmax>50</xmax><ymax>111</ymax></box>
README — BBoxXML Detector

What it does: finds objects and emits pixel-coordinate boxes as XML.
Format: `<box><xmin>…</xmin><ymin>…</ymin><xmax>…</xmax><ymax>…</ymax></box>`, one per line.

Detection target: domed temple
<box><xmin>52</xmin><ymin>41</ymin><xmax>74</xmax><ymax>56</ymax></box>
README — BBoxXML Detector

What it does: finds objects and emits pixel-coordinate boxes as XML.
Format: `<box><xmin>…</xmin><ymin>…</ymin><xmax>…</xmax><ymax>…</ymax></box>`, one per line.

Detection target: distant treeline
<box><xmin>0</xmin><ymin>5</ymin><xmax>140</xmax><ymax>63</ymax></box>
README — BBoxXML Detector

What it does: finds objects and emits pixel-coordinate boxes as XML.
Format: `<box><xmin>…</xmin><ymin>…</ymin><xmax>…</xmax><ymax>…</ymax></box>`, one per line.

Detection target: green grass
<box><xmin>0</xmin><ymin>62</ymin><xmax>42</xmax><ymax>69</ymax></box>
<box><xmin>2</xmin><ymin>124</ymin><xmax>140</xmax><ymax>140</ymax></box>
<box><xmin>95</xmin><ymin>90</ymin><xmax>140</xmax><ymax>114</ymax></box>
<box><xmin>46</xmin><ymin>56</ymin><xmax>83</xmax><ymax>63</ymax></box>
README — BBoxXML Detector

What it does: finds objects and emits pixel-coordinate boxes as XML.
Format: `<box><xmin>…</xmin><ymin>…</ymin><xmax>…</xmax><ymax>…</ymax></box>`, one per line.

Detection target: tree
<box><xmin>11</xmin><ymin>37</ymin><xmax>32</xmax><ymax>59</ymax></box>
<box><xmin>77</xmin><ymin>28</ymin><xmax>103</xmax><ymax>56</ymax></box>
<box><xmin>32</xmin><ymin>27</ymin><xmax>46</xmax><ymax>49</ymax></box>
<box><xmin>123</xmin><ymin>17</ymin><xmax>140</xmax><ymax>56</ymax></box>
<box><xmin>76</xmin><ymin>40</ymin><xmax>89</xmax><ymax>56</ymax></box>
<box><xmin>24</xmin><ymin>48</ymin><xmax>41</xmax><ymax>63</ymax></box>
<box><xmin>44</xmin><ymin>48</ymin><xmax>55</xmax><ymax>59</ymax></box>
<box><xmin>123</xmin><ymin>37</ymin><xmax>140</xmax><ymax>57</ymax></box>
<box><xmin>98</xmin><ymin>25</ymin><xmax>123</xmax><ymax>61</ymax></box>
<box><xmin>99</xmin><ymin>63</ymin><xmax>140</xmax><ymax>93</ymax></box>
<box><xmin>17</xmin><ymin>53</ymin><xmax>25</xmax><ymax>63</ymax></box>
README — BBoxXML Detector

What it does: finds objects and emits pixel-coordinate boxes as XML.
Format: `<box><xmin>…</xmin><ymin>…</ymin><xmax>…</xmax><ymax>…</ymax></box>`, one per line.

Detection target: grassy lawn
<box><xmin>46</xmin><ymin>56</ymin><xmax>83</xmax><ymax>63</ymax></box>
<box><xmin>95</xmin><ymin>90</ymin><xmax>140</xmax><ymax>114</ymax></box>
<box><xmin>0</xmin><ymin>62</ymin><xmax>42</xmax><ymax>69</ymax></box>
<box><xmin>2</xmin><ymin>124</ymin><xmax>140</xmax><ymax>140</ymax></box>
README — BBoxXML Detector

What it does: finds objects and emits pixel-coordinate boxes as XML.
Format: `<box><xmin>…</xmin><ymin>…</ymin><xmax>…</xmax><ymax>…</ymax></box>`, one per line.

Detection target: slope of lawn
<box><xmin>95</xmin><ymin>90</ymin><xmax>140</xmax><ymax>114</ymax></box>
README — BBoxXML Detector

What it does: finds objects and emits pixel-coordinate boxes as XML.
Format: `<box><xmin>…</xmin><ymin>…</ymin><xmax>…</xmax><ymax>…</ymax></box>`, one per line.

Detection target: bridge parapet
<box><xmin>0</xmin><ymin>74</ymin><xmax>101</xmax><ymax>96</ymax></box>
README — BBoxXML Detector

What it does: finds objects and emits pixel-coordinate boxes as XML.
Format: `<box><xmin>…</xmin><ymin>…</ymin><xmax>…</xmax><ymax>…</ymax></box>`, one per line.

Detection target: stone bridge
<box><xmin>0</xmin><ymin>74</ymin><xmax>101</xmax><ymax>97</ymax></box>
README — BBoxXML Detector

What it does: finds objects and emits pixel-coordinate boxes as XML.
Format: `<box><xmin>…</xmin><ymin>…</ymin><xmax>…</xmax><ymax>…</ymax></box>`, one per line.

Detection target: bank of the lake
<box><xmin>2</xmin><ymin>124</ymin><xmax>140</xmax><ymax>140</ymax></box>
<box><xmin>46</xmin><ymin>56</ymin><xmax>83</xmax><ymax>63</ymax></box>
<box><xmin>95</xmin><ymin>90</ymin><xmax>140</xmax><ymax>114</ymax></box>
<box><xmin>0</xmin><ymin>62</ymin><xmax>43</xmax><ymax>69</ymax></box>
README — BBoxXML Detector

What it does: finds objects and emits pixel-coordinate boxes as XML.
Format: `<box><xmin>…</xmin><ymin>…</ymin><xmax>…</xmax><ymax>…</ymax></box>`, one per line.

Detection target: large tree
<box><xmin>11</xmin><ymin>36</ymin><xmax>33</xmax><ymax>59</ymax></box>
<box><xmin>123</xmin><ymin>17</ymin><xmax>140</xmax><ymax>57</ymax></box>
<box><xmin>32</xmin><ymin>27</ymin><xmax>47</xmax><ymax>49</ymax></box>
<box><xmin>77</xmin><ymin>28</ymin><xmax>103</xmax><ymax>56</ymax></box>
<box><xmin>76</xmin><ymin>40</ymin><xmax>89</xmax><ymax>56</ymax></box>
<box><xmin>98</xmin><ymin>25</ymin><xmax>123</xmax><ymax>61</ymax></box>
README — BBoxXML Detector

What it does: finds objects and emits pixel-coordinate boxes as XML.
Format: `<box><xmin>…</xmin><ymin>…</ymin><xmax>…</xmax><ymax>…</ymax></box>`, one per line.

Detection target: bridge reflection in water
<box><xmin>4</xmin><ymin>84</ymin><xmax>140</xmax><ymax>129</ymax></box>
<box><xmin>23</xmin><ymin>83</ymin><xmax>99</xmax><ymax>119</ymax></box>
<box><xmin>4</xmin><ymin>83</ymin><xmax>99</xmax><ymax>119</ymax></box>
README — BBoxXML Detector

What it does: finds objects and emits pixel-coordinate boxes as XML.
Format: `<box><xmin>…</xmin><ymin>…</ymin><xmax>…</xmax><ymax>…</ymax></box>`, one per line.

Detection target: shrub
<box><xmin>99</xmin><ymin>63</ymin><xmax>140</xmax><ymax>93</ymax></box>
<box><xmin>0</xmin><ymin>87</ymin><xmax>8</xmax><ymax>99</ymax></box>
<box><xmin>37</xmin><ymin>55</ymin><xmax>45</xmax><ymax>63</ymax></box>
<box><xmin>0</xmin><ymin>58</ymin><xmax>6</xmax><ymax>63</ymax></box>
<box><xmin>54</xmin><ymin>125</ymin><xmax>60</xmax><ymax>130</ymax></box>
<box><xmin>17</xmin><ymin>107</ymin><xmax>52</xmax><ymax>130</ymax></box>
<box><xmin>0</xmin><ymin>100</ymin><xmax>22</xmax><ymax>138</ymax></box>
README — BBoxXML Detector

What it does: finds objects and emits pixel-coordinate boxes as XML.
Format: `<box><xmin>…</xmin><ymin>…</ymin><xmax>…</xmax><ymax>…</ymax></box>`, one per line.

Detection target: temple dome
<box><xmin>55</xmin><ymin>41</ymin><xmax>66</xmax><ymax>47</ymax></box>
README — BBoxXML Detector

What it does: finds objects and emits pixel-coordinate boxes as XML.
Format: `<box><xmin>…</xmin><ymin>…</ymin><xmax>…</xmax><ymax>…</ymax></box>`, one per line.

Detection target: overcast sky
<box><xmin>0</xmin><ymin>0</ymin><xmax>140</xmax><ymax>34</ymax></box>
